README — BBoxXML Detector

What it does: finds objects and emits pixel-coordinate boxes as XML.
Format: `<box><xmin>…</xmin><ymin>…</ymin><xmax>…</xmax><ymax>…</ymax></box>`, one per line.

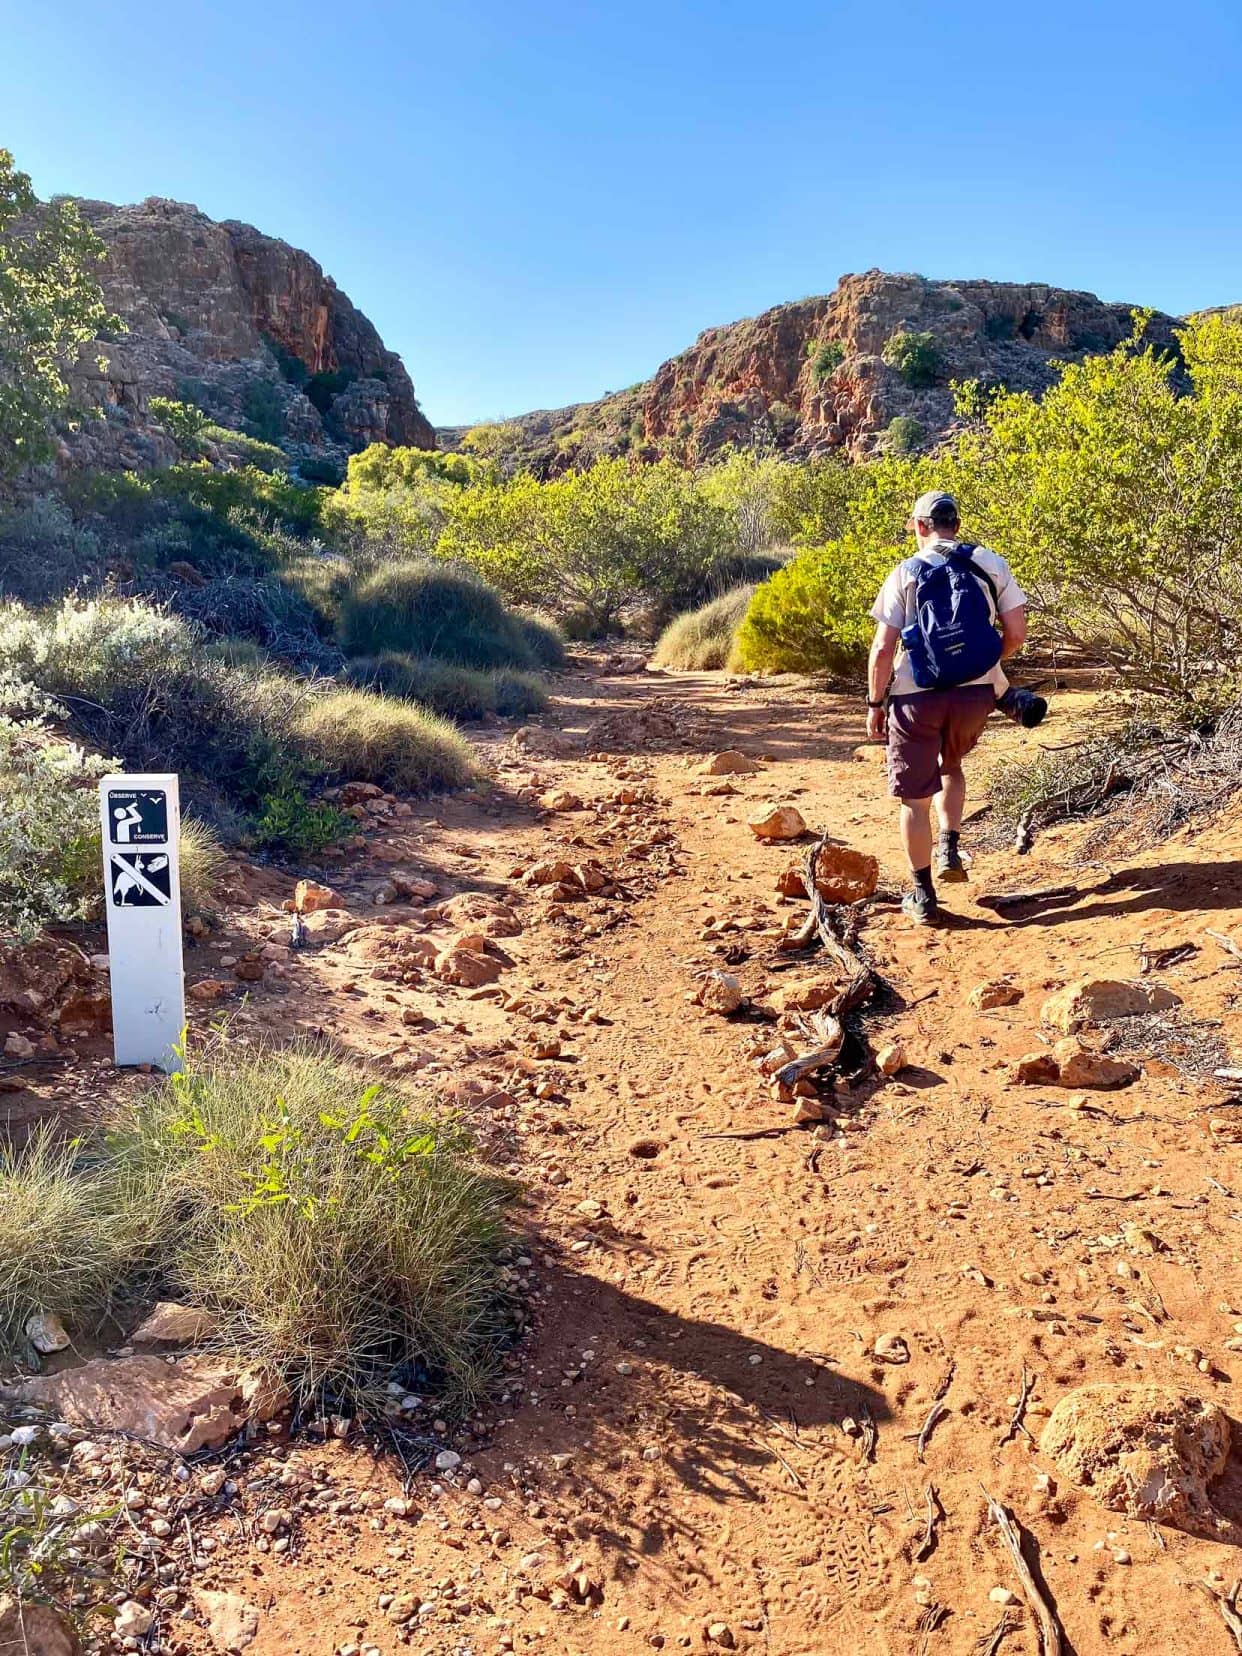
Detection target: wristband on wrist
<box><xmin>866</xmin><ymin>696</ymin><xmax>886</xmax><ymax>708</ymax></box>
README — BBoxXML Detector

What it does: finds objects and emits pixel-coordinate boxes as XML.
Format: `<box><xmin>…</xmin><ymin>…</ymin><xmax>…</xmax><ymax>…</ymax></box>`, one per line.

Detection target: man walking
<box><xmin>866</xmin><ymin>492</ymin><xmax>1027</xmax><ymax>924</ymax></box>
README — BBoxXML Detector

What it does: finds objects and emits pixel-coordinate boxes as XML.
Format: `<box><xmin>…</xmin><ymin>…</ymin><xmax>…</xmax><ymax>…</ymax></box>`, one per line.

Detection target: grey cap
<box><xmin>907</xmin><ymin>491</ymin><xmax>958</xmax><ymax>530</ymax></box>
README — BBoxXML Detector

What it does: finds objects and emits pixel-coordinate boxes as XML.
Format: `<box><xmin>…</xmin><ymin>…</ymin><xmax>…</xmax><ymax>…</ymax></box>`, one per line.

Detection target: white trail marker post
<box><xmin>99</xmin><ymin>772</ymin><xmax>185</xmax><ymax>1072</ymax></box>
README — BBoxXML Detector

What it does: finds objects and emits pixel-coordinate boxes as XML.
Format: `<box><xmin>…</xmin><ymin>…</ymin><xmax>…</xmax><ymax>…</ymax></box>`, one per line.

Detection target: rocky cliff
<box><xmin>63</xmin><ymin>197</ymin><xmax>433</xmax><ymax>474</ymax></box>
<box><xmin>445</xmin><ymin>271</ymin><xmax>1181</xmax><ymax>475</ymax></box>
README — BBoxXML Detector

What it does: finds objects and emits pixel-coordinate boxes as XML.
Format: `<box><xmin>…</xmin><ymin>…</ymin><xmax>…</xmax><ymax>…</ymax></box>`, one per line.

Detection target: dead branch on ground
<box><xmin>982</xmin><ymin>1489</ymin><xmax>1064</xmax><ymax>1656</ymax></box>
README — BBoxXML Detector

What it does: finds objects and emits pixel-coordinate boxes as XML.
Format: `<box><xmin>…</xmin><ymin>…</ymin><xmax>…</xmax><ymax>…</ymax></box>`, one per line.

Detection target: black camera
<box><xmin>996</xmin><ymin>684</ymin><xmax>1048</xmax><ymax>729</ymax></box>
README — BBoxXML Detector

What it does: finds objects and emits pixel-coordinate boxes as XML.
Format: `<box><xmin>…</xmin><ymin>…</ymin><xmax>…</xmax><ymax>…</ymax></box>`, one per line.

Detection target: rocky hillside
<box><xmin>445</xmin><ymin>271</ymin><xmax>1181</xmax><ymax>474</ymax></box>
<box><xmin>62</xmin><ymin>197</ymin><xmax>433</xmax><ymax>474</ymax></box>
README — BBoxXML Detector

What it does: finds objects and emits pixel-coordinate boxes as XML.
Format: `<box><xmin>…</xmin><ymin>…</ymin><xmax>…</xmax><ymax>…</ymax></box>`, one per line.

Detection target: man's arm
<box><xmin>867</xmin><ymin>622</ymin><xmax>899</xmax><ymax>739</ymax></box>
<box><xmin>999</xmin><ymin>605</ymin><xmax>1027</xmax><ymax>660</ymax></box>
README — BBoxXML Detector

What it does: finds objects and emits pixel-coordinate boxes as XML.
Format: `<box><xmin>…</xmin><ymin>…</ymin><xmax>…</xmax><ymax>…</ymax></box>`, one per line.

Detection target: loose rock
<box><xmin>1040</xmin><ymin>1383</ymin><xmax>1230</xmax><ymax>1529</ymax></box>
<box><xmin>0</xmin><ymin>1594</ymin><xmax>80</xmax><ymax>1656</ymax></box>
<box><xmin>1041</xmin><ymin>978</ymin><xmax>1180</xmax><ymax>1034</ymax></box>
<box><xmin>194</xmin><ymin>1588</ymin><xmax>262</xmax><ymax>1652</ymax></box>
<box><xmin>747</xmin><ymin>803</ymin><xmax>807</xmax><ymax>842</ymax></box>
<box><xmin>696</xmin><ymin>751</ymin><xmax>759</xmax><ymax>776</ymax></box>
<box><xmin>697</xmin><ymin>971</ymin><xmax>743</xmax><ymax>1014</ymax></box>
<box><xmin>812</xmin><ymin>843</ymin><xmax>880</xmax><ymax>904</ymax></box>
<box><xmin>968</xmin><ymin>979</ymin><xmax>1024</xmax><ymax>1011</ymax></box>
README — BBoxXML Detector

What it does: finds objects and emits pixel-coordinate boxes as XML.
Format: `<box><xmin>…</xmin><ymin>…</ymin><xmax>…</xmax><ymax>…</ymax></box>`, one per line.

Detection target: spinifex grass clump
<box><xmin>338</xmin><ymin>560</ymin><xmax>542</xmax><ymax>669</ymax></box>
<box><xmin>651</xmin><ymin>584</ymin><xmax>756</xmax><ymax>671</ymax></box>
<box><xmin>113</xmin><ymin>1044</ymin><xmax>513</xmax><ymax>1413</ymax></box>
<box><xmin>346</xmin><ymin>652</ymin><xmax>547</xmax><ymax>721</ymax></box>
<box><xmin>0</xmin><ymin>1126</ymin><xmax>156</xmax><ymax>1365</ymax></box>
<box><xmin>292</xmin><ymin>686</ymin><xmax>476</xmax><ymax>793</ymax></box>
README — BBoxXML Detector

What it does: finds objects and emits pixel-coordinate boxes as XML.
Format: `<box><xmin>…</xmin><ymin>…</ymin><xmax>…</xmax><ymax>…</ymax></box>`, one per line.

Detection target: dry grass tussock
<box><xmin>0</xmin><ymin>1043</ymin><xmax>515</xmax><ymax>1414</ymax></box>
<box><xmin>345</xmin><ymin>651</ymin><xmax>547</xmax><ymax>722</ymax></box>
<box><xmin>651</xmin><ymin>584</ymin><xmax>755</xmax><ymax>672</ymax></box>
<box><xmin>293</xmin><ymin>686</ymin><xmax>476</xmax><ymax>793</ymax></box>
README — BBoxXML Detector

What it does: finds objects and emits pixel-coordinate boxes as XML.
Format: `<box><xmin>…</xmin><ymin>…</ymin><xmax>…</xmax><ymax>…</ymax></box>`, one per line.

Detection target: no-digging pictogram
<box><xmin>109</xmin><ymin>851</ymin><xmax>173</xmax><ymax>907</ymax></box>
<box><xmin>106</xmin><ymin>788</ymin><xmax>169</xmax><ymax>845</ymax></box>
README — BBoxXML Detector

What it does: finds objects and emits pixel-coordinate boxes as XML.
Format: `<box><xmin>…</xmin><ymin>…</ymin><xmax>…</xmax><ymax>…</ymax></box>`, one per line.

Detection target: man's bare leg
<box><xmin>900</xmin><ymin>797</ymin><xmax>934</xmax><ymax>872</ymax></box>
<box><xmin>933</xmin><ymin>766</ymin><xmax>968</xmax><ymax>881</ymax></box>
<box><xmin>899</xmin><ymin>797</ymin><xmax>938</xmax><ymax>923</ymax></box>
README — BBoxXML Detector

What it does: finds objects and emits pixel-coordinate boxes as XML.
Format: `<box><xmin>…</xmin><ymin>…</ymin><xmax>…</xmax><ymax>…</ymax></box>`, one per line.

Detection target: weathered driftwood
<box><xmin>982</xmin><ymin>1490</ymin><xmax>1064</xmax><ymax>1656</ymax></box>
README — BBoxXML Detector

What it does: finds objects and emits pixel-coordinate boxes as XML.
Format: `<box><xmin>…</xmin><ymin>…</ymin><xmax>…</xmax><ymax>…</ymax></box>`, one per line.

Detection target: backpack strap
<box><xmin>946</xmin><ymin>542</ymin><xmax>1000</xmax><ymax>610</ymax></box>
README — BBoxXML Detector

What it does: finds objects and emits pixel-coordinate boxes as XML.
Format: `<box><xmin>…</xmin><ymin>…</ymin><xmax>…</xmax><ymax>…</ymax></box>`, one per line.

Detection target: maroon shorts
<box><xmin>886</xmin><ymin>686</ymin><xmax>996</xmax><ymax>800</ymax></box>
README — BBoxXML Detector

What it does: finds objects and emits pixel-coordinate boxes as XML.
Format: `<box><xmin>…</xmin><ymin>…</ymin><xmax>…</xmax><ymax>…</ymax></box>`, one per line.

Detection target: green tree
<box><xmin>0</xmin><ymin>151</ymin><xmax>117</xmax><ymax>473</ymax></box>
<box><xmin>881</xmin><ymin>329</ymin><xmax>941</xmax><ymax>389</ymax></box>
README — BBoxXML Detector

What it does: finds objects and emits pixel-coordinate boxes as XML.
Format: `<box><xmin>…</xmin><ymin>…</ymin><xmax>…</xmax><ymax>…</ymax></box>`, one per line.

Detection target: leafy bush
<box><xmin>732</xmin><ymin>542</ymin><xmax>880</xmax><ymax>675</ymax></box>
<box><xmin>242</xmin><ymin>379</ymin><xmax>285</xmax><ymax>445</ymax></box>
<box><xmin>651</xmin><ymin>584</ymin><xmax>756</xmax><ymax>671</ymax></box>
<box><xmin>436</xmin><ymin>456</ymin><xmax>736</xmax><ymax>631</ymax></box>
<box><xmin>200</xmin><ymin>425</ymin><xmax>288</xmax><ymax>473</ymax></box>
<box><xmin>339</xmin><ymin>561</ymin><xmax>540</xmax><ymax>669</ymax></box>
<box><xmin>148</xmin><ymin>395</ymin><xmax>208</xmax><ymax>446</ymax></box>
<box><xmin>292</xmin><ymin>686</ymin><xmax>475</xmax><ymax>793</ymax></box>
<box><xmin>248</xmin><ymin>765</ymin><xmax>351</xmax><ymax>856</ymax></box>
<box><xmin>346</xmin><ymin>652</ymin><xmax>547</xmax><ymax>722</ymax></box>
<box><xmin>0</xmin><ymin>494</ymin><xmax>102</xmax><ymax>603</ymax></box>
<box><xmin>0</xmin><ymin>1125</ymin><xmax>154</xmax><ymax>1365</ymax></box>
<box><xmin>808</xmin><ymin>340</ymin><xmax>845</xmax><ymax>383</ymax></box>
<box><xmin>879</xmin><ymin>415</ymin><xmax>925</xmax><ymax>454</ymax></box>
<box><xmin>0</xmin><ymin>684</ymin><xmax>112</xmax><ymax>941</ymax></box>
<box><xmin>113</xmin><ymin>1043</ymin><xmax>513</xmax><ymax>1410</ymax></box>
<box><xmin>882</xmin><ymin>330</ymin><xmax>941</xmax><ymax>388</ymax></box>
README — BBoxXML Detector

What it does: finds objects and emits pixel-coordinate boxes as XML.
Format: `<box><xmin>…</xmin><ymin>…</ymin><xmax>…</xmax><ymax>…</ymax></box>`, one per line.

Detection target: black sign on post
<box><xmin>109</xmin><ymin>851</ymin><xmax>173</xmax><ymax>907</ymax></box>
<box><xmin>106</xmin><ymin>788</ymin><xmax>169</xmax><ymax>846</ymax></box>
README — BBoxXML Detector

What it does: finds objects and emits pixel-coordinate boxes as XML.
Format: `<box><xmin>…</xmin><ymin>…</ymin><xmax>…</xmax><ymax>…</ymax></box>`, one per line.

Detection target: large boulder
<box><xmin>1052</xmin><ymin>1037</ymin><xmax>1140</xmax><ymax>1090</ymax></box>
<box><xmin>1040</xmin><ymin>1384</ymin><xmax>1231</xmax><ymax>1530</ymax></box>
<box><xmin>1041</xmin><ymin>978</ymin><xmax>1179</xmax><ymax>1034</ymax></box>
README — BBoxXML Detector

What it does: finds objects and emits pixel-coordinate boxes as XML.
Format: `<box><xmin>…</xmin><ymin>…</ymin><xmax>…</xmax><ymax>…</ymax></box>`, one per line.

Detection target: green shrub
<box><xmin>651</xmin><ymin>584</ymin><xmax>757</xmax><ymax>671</ymax></box>
<box><xmin>0</xmin><ymin>684</ymin><xmax>112</xmax><ymax>942</ymax></box>
<box><xmin>808</xmin><ymin>340</ymin><xmax>845</xmax><ymax>383</ymax></box>
<box><xmin>879</xmin><ymin>415</ymin><xmax>925</xmax><ymax>454</ymax></box>
<box><xmin>148</xmin><ymin>396</ymin><xmax>208</xmax><ymax>447</ymax></box>
<box><xmin>732</xmin><ymin>538</ymin><xmax>885</xmax><ymax>676</ymax></box>
<box><xmin>0</xmin><ymin>494</ymin><xmax>102</xmax><ymax>603</ymax></box>
<box><xmin>0</xmin><ymin>1125</ymin><xmax>155</xmax><ymax>1365</ymax></box>
<box><xmin>113</xmin><ymin>1043</ymin><xmax>513</xmax><ymax>1410</ymax></box>
<box><xmin>242</xmin><ymin>379</ymin><xmax>285</xmax><ymax>445</ymax></box>
<box><xmin>248</xmin><ymin>765</ymin><xmax>351</xmax><ymax>857</ymax></box>
<box><xmin>882</xmin><ymin>330</ymin><xmax>941</xmax><ymax>388</ymax></box>
<box><xmin>338</xmin><ymin>561</ymin><xmax>538</xmax><ymax>669</ymax></box>
<box><xmin>179</xmin><ymin>818</ymin><xmax>228</xmax><ymax>916</ymax></box>
<box><xmin>200</xmin><ymin>424</ymin><xmax>288</xmax><ymax>473</ymax></box>
<box><xmin>346</xmin><ymin>652</ymin><xmax>547</xmax><ymax>722</ymax></box>
<box><xmin>292</xmin><ymin>686</ymin><xmax>475</xmax><ymax>793</ymax></box>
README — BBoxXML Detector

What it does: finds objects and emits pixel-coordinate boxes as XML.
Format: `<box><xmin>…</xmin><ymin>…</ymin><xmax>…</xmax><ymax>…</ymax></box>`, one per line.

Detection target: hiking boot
<box><xmin>935</xmin><ymin>841</ymin><xmax>969</xmax><ymax>883</ymax></box>
<box><xmin>901</xmin><ymin>888</ymin><xmax>939</xmax><ymax>926</ymax></box>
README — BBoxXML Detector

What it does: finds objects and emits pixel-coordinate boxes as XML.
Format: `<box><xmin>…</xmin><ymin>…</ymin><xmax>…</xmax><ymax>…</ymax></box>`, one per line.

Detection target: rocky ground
<box><xmin>5</xmin><ymin>655</ymin><xmax>1242</xmax><ymax>1656</ymax></box>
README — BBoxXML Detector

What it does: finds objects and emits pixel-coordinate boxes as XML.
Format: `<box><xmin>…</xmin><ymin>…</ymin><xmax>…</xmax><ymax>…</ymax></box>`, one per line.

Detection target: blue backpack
<box><xmin>899</xmin><ymin>543</ymin><xmax>1002</xmax><ymax>690</ymax></box>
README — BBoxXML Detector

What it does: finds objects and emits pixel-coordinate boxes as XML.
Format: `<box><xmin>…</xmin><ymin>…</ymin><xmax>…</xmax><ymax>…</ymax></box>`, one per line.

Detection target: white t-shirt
<box><xmin>870</xmin><ymin>539</ymin><xmax>1027</xmax><ymax>697</ymax></box>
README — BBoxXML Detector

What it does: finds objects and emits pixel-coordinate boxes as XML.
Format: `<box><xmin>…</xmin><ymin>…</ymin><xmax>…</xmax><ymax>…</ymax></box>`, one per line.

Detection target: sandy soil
<box><xmin>14</xmin><ymin>656</ymin><xmax>1242</xmax><ymax>1656</ymax></box>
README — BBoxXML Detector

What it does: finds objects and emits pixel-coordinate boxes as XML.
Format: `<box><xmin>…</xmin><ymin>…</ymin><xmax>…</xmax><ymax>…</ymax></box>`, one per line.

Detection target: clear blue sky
<box><xmin>3</xmin><ymin>0</ymin><xmax>1241</xmax><ymax>424</ymax></box>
